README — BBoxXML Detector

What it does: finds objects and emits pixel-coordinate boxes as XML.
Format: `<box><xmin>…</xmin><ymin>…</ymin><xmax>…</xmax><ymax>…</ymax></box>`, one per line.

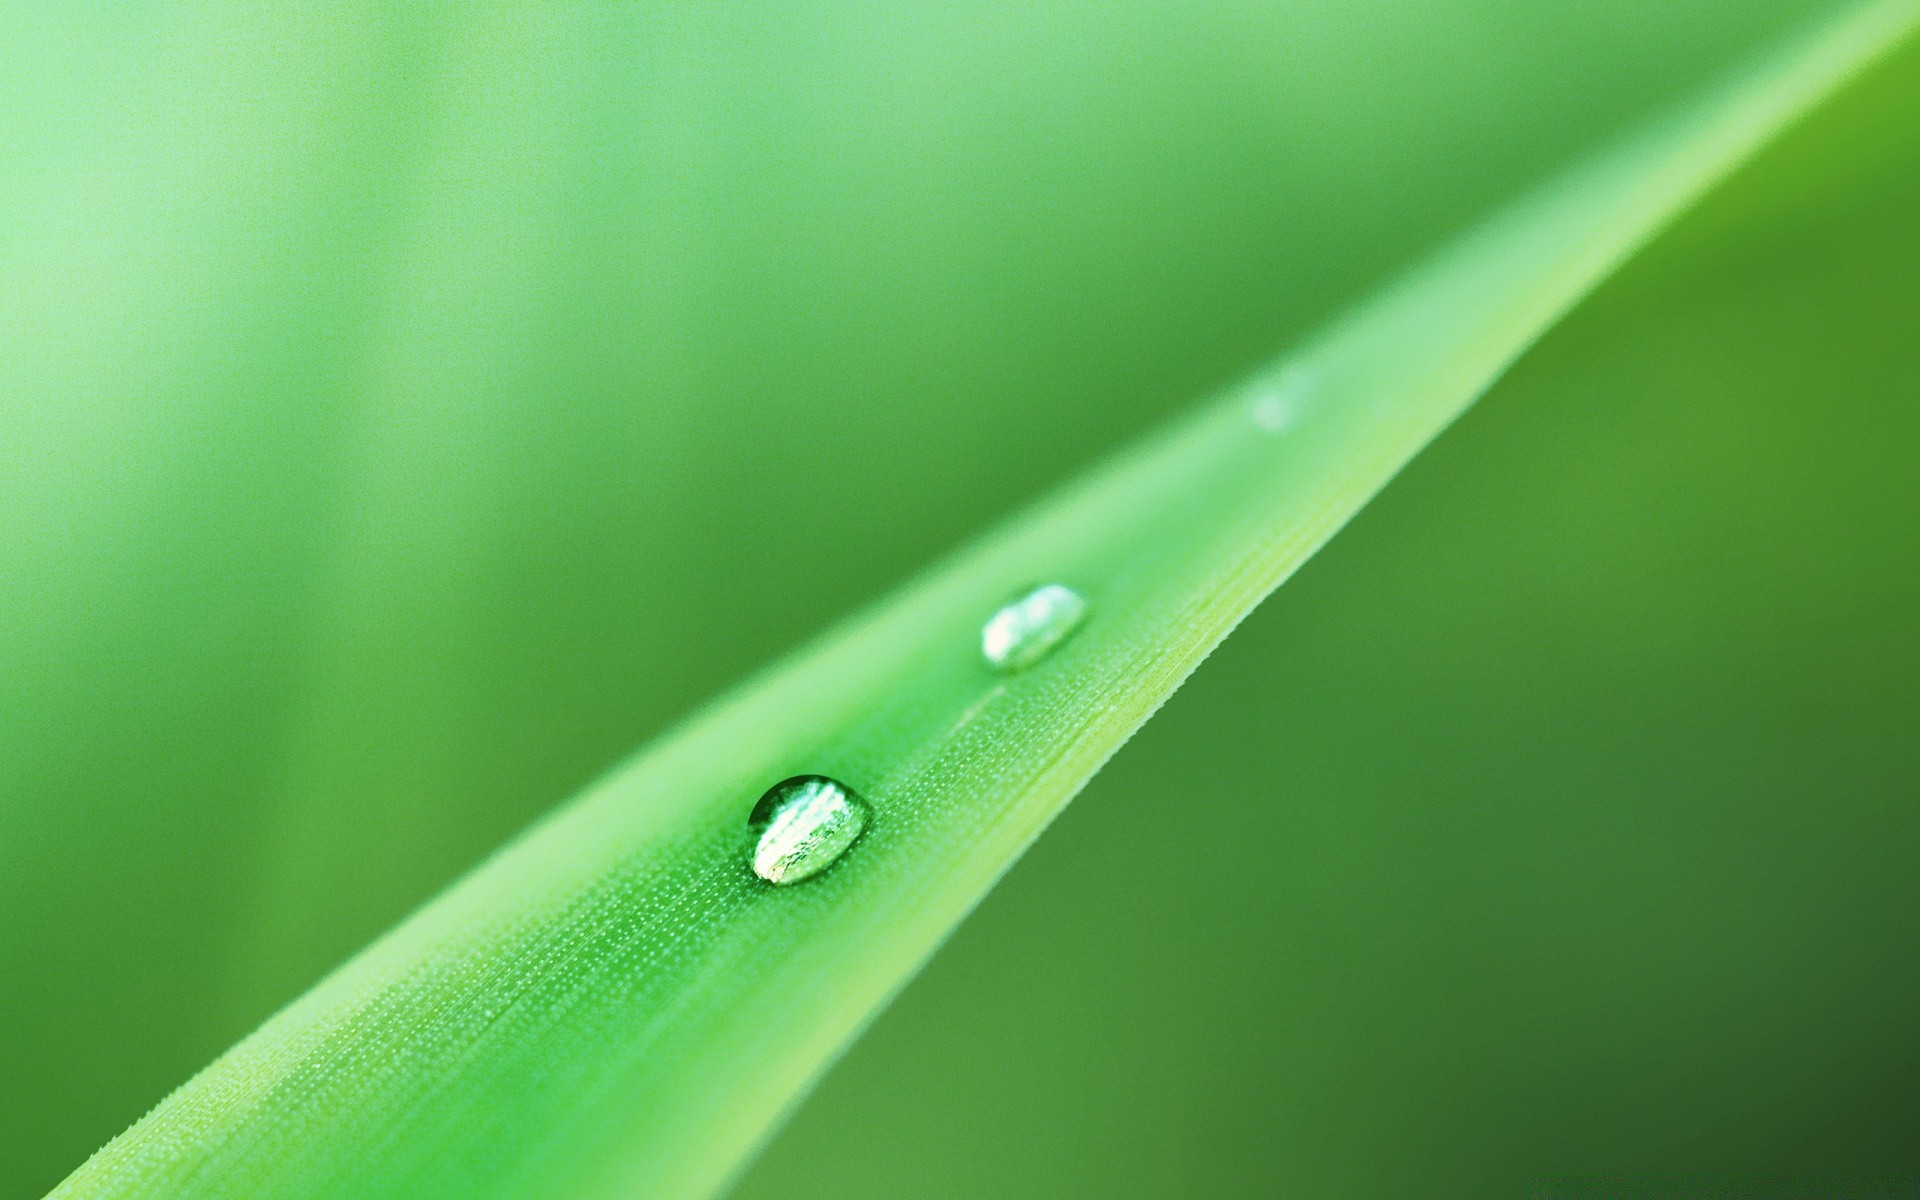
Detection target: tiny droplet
<box><xmin>749</xmin><ymin>775</ymin><xmax>870</xmax><ymax>884</ymax></box>
<box><xmin>981</xmin><ymin>583</ymin><xmax>1088</xmax><ymax>671</ymax></box>
<box><xmin>1249</xmin><ymin>365</ymin><xmax>1319</xmax><ymax>433</ymax></box>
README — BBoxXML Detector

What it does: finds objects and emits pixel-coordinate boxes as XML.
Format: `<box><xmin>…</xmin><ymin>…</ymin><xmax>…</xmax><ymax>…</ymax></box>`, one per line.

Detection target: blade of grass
<box><xmin>51</xmin><ymin>3</ymin><xmax>1919</xmax><ymax>1198</ymax></box>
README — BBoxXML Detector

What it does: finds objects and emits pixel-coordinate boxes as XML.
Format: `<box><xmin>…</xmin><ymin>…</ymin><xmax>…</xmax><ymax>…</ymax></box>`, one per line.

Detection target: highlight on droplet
<box><xmin>980</xmin><ymin>583</ymin><xmax>1088</xmax><ymax>671</ymax></box>
<box><xmin>748</xmin><ymin>775</ymin><xmax>870</xmax><ymax>884</ymax></box>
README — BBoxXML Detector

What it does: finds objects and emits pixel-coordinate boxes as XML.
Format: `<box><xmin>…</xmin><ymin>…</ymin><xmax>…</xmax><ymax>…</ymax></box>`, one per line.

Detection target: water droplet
<box><xmin>1249</xmin><ymin>365</ymin><xmax>1319</xmax><ymax>433</ymax></box>
<box><xmin>749</xmin><ymin>775</ymin><xmax>870</xmax><ymax>884</ymax></box>
<box><xmin>981</xmin><ymin>584</ymin><xmax>1088</xmax><ymax>670</ymax></box>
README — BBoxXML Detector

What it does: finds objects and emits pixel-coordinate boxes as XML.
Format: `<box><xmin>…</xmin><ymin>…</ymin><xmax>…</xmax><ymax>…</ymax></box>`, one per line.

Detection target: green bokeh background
<box><xmin>3</xmin><ymin>3</ymin><xmax>1916</xmax><ymax>1197</ymax></box>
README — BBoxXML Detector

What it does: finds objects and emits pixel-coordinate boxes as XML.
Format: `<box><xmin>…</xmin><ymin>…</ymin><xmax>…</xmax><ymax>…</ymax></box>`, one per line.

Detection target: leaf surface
<box><xmin>49</xmin><ymin>3</ymin><xmax>1920</xmax><ymax>1197</ymax></box>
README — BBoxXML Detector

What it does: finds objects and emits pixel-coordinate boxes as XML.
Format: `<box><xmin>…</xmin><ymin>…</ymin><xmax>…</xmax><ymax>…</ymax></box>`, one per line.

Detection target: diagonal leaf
<box><xmin>51</xmin><ymin>2</ymin><xmax>1919</xmax><ymax>1197</ymax></box>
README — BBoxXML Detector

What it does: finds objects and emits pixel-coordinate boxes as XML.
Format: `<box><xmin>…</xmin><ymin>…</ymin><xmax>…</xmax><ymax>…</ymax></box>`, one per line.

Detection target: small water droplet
<box><xmin>749</xmin><ymin>775</ymin><xmax>870</xmax><ymax>884</ymax></box>
<box><xmin>981</xmin><ymin>584</ymin><xmax>1088</xmax><ymax>670</ymax></box>
<box><xmin>1249</xmin><ymin>365</ymin><xmax>1319</xmax><ymax>433</ymax></box>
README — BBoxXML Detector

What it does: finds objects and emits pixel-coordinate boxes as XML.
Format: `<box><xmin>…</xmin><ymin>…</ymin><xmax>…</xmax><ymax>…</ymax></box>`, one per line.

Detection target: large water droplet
<box><xmin>749</xmin><ymin>775</ymin><xmax>870</xmax><ymax>884</ymax></box>
<box><xmin>981</xmin><ymin>584</ymin><xmax>1088</xmax><ymax>671</ymax></box>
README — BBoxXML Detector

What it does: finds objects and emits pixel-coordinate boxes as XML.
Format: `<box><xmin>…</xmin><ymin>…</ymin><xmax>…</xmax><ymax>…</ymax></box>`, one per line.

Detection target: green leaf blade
<box><xmin>51</xmin><ymin>3</ymin><xmax>1919</xmax><ymax>1198</ymax></box>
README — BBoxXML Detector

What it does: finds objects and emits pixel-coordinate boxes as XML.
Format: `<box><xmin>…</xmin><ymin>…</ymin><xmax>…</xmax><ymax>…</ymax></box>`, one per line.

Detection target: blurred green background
<box><xmin>2</xmin><ymin>2</ymin><xmax>1915</xmax><ymax>1197</ymax></box>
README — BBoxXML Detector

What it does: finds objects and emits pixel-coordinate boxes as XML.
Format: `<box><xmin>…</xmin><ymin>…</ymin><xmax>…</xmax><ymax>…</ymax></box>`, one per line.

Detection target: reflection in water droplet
<box><xmin>1249</xmin><ymin>365</ymin><xmax>1318</xmax><ymax>433</ymax></box>
<box><xmin>749</xmin><ymin>775</ymin><xmax>870</xmax><ymax>884</ymax></box>
<box><xmin>981</xmin><ymin>584</ymin><xmax>1088</xmax><ymax>671</ymax></box>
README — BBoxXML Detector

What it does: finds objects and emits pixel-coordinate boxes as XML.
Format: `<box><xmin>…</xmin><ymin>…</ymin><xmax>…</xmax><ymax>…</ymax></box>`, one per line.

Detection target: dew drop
<box><xmin>749</xmin><ymin>775</ymin><xmax>870</xmax><ymax>884</ymax></box>
<box><xmin>981</xmin><ymin>583</ymin><xmax>1088</xmax><ymax>671</ymax></box>
<box><xmin>1249</xmin><ymin>365</ymin><xmax>1319</xmax><ymax>433</ymax></box>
